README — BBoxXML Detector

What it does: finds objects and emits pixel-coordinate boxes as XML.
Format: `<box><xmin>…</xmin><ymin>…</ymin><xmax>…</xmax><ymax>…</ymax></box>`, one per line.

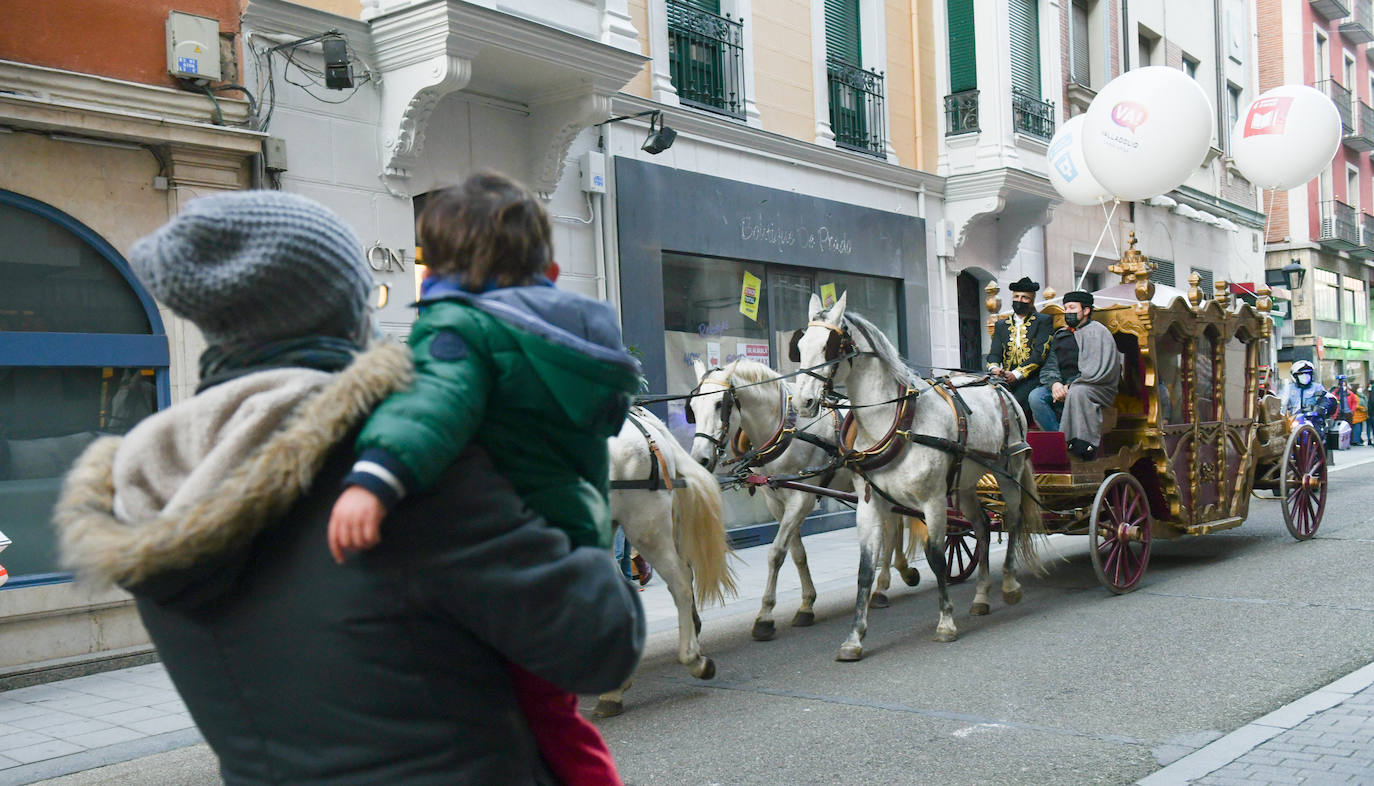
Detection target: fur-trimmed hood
<box><xmin>53</xmin><ymin>343</ymin><xmax>413</xmax><ymax>591</ymax></box>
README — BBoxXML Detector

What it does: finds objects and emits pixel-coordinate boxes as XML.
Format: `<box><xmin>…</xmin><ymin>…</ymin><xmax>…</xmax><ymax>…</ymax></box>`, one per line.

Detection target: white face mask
<box><xmin>1297</xmin><ymin>373</ymin><xmax>1313</xmax><ymax>386</ymax></box>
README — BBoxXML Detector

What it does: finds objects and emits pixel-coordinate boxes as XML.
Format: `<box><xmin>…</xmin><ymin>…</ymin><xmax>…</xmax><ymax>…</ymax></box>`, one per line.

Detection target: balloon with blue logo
<box><xmin>1081</xmin><ymin>66</ymin><xmax>1215</xmax><ymax>201</ymax></box>
<box><xmin>1047</xmin><ymin>115</ymin><xmax>1112</xmax><ymax>206</ymax></box>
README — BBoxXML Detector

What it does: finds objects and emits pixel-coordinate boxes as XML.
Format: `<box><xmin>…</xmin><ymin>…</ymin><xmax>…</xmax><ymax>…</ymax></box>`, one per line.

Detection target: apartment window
<box><xmin>1182</xmin><ymin>53</ymin><xmax>1199</xmax><ymax>79</ymax></box>
<box><xmin>1348</xmin><ymin>164</ymin><xmax>1361</xmax><ymax>214</ymax></box>
<box><xmin>1009</xmin><ymin>0</ymin><xmax>1042</xmax><ymax>96</ymax></box>
<box><xmin>1316</xmin><ymin>30</ymin><xmax>1329</xmax><ymax>82</ymax></box>
<box><xmin>666</xmin><ymin>0</ymin><xmax>747</xmax><ymax>119</ymax></box>
<box><xmin>825</xmin><ymin>0</ymin><xmax>886</xmax><ymax>156</ymax></box>
<box><xmin>945</xmin><ymin>0</ymin><xmax>979</xmax><ymax>134</ymax></box>
<box><xmin>1070</xmin><ymin>0</ymin><xmax>1091</xmax><ymax>86</ymax></box>
<box><xmin>1138</xmin><ymin>30</ymin><xmax>1159</xmax><ymax>68</ymax></box>
<box><xmin>1345</xmin><ymin>52</ymin><xmax>1357</xmax><ymax>89</ymax></box>
<box><xmin>1315</xmin><ymin>268</ymin><xmax>1341</xmax><ymax>321</ymax></box>
<box><xmin>1149</xmin><ymin>258</ymin><xmax>1176</xmax><ymax>288</ymax></box>
<box><xmin>1346</xmin><ymin>278</ymin><xmax>1369</xmax><ymax>324</ymax></box>
<box><xmin>1226</xmin><ymin>82</ymin><xmax>1242</xmax><ymax>151</ymax></box>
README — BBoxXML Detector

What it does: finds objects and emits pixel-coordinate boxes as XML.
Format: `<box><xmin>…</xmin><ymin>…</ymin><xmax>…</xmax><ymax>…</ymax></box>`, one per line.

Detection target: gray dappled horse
<box><xmin>791</xmin><ymin>293</ymin><xmax>1044</xmax><ymax>660</ymax></box>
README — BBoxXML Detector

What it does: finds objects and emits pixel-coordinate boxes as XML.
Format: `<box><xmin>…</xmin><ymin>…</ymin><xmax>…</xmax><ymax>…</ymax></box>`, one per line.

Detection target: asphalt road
<box><xmin>28</xmin><ymin>455</ymin><xmax>1374</xmax><ymax>786</ymax></box>
<box><xmin>599</xmin><ymin>456</ymin><xmax>1374</xmax><ymax>786</ymax></box>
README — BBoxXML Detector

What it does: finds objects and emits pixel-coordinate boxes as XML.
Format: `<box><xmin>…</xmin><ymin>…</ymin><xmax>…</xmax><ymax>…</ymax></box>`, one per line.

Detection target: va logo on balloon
<box><xmin>1110</xmin><ymin>101</ymin><xmax>1149</xmax><ymax>132</ymax></box>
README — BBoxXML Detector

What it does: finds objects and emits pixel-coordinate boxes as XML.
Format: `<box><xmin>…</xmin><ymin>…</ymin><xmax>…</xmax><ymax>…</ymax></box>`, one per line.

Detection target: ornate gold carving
<box><xmin>985</xmin><ymin>281</ymin><xmax>1001</xmax><ymax>337</ymax></box>
<box><xmin>1187</xmin><ymin>272</ymin><xmax>1202</xmax><ymax>307</ymax></box>
<box><xmin>1043</xmin><ymin>286</ymin><xmax>1057</xmax><ymax>301</ymax></box>
<box><xmin>1215</xmin><ymin>279</ymin><xmax>1230</xmax><ymax>308</ymax></box>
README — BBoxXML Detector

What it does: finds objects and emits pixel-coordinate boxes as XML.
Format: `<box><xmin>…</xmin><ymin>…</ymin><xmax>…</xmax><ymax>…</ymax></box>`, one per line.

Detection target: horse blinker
<box><xmin>788</xmin><ymin>330</ymin><xmax>804</xmax><ymax>363</ymax></box>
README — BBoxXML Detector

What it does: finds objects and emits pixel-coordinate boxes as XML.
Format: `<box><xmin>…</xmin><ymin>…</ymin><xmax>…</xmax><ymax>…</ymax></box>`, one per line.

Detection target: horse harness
<box><xmin>688</xmin><ymin>372</ymin><xmax>809</xmax><ymax>473</ymax></box>
<box><xmin>609</xmin><ymin>408</ymin><xmax>688</xmax><ymax>491</ymax></box>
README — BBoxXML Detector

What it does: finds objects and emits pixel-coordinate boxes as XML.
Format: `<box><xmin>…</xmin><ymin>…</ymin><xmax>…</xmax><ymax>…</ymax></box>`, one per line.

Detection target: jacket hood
<box><xmin>422</xmin><ymin>286</ymin><xmax>642</xmax><ymax>430</ymax></box>
<box><xmin>53</xmin><ymin>343</ymin><xmax>413</xmax><ymax>593</ymax></box>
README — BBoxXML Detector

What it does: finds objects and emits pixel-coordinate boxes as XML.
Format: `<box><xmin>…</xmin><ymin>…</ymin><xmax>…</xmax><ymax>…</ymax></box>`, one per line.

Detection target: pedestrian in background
<box><xmin>53</xmin><ymin>190</ymin><xmax>644</xmax><ymax>785</ymax></box>
<box><xmin>1352</xmin><ymin>382</ymin><xmax>1367</xmax><ymax>446</ymax></box>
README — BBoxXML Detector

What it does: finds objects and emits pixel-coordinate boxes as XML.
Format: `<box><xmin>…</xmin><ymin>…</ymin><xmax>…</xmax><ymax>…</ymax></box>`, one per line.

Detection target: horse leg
<box><xmin>871</xmin><ymin>510</ymin><xmax>903</xmax><ymax>608</ymax></box>
<box><xmin>958</xmin><ymin>484</ymin><xmax>992</xmax><ymax>616</ymax></box>
<box><xmin>895</xmin><ymin>518</ymin><xmax>922</xmax><ymax>586</ymax></box>
<box><xmin>1000</xmin><ymin>478</ymin><xmax>1024</xmax><ymax>606</ymax></box>
<box><xmin>623</xmin><ymin>496</ymin><xmax>715</xmax><ymax>680</ymax></box>
<box><xmin>923</xmin><ymin>503</ymin><xmax>959</xmax><ymax>642</ymax></box>
<box><xmin>595</xmin><ymin>677</ymin><xmax>632</xmax><ymax>718</ymax></box>
<box><xmin>752</xmin><ymin>491</ymin><xmax>791</xmax><ymax>641</ymax></box>
<box><xmin>787</xmin><ymin>497</ymin><xmax>819</xmax><ymax>626</ymax></box>
<box><xmin>837</xmin><ymin>497</ymin><xmax>883</xmax><ymax>661</ymax></box>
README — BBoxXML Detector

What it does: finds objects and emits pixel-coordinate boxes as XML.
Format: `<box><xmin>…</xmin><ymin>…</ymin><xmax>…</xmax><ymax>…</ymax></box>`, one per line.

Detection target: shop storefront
<box><xmin>0</xmin><ymin>191</ymin><xmax>169</xmax><ymax>585</ymax></box>
<box><xmin>615</xmin><ymin>159</ymin><xmax>929</xmax><ymax>539</ymax></box>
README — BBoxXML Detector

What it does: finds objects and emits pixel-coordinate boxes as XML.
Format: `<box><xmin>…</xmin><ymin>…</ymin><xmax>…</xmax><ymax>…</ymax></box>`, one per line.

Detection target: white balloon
<box><xmin>1230</xmin><ymin>84</ymin><xmax>1342</xmax><ymax>190</ymax></box>
<box><xmin>1081</xmin><ymin>66</ymin><xmax>1215</xmax><ymax>201</ymax></box>
<box><xmin>1047</xmin><ymin>115</ymin><xmax>1113</xmax><ymax>205</ymax></box>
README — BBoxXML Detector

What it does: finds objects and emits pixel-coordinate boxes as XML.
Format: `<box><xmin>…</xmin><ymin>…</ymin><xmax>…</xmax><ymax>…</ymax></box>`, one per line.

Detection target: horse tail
<box><xmin>904</xmin><ymin>516</ymin><xmax>928</xmax><ymax>563</ymax></box>
<box><xmin>1013</xmin><ymin>457</ymin><xmax>1048</xmax><ymax>576</ymax></box>
<box><xmin>666</xmin><ymin>440</ymin><xmax>739</xmax><ymax>608</ymax></box>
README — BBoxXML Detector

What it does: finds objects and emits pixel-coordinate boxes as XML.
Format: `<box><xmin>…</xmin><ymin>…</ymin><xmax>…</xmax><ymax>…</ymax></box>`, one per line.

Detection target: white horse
<box><xmin>599</xmin><ymin>407</ymin><xmax>738</xmax><ymax>716</ymax></box>
<box><xmin>791</xmin><ymin>293</ymin><xmax>1043</xmax><ymax>659</ymax></box>
<box><xmin>687</xmin><ymin>360</ymin><xmax>921</xmax><ymax>643</ymax></box>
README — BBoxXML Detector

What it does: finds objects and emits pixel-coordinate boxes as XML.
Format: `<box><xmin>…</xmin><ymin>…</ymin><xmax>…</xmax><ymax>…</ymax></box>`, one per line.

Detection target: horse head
<box><xmin>688</xmin><ymin>359</ymin><xmax>737</xmax><ymax>471</ymax></box>
<box><xmin>792</xmin><ymin>291</ymin><xmax>849</xmax><ymax>417</ymax></box>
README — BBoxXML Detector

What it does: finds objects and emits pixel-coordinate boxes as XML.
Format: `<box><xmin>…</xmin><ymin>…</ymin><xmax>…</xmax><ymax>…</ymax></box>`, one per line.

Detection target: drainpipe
<box><xmin>1213</xmin><ymin>0</ymin><xmax>1226</xmax><ymax>156</ymax></box>
<box><xmin>1121</xmin><ymin>0</ymin><xmax>1130</xmax><ymax>72</ymax></box>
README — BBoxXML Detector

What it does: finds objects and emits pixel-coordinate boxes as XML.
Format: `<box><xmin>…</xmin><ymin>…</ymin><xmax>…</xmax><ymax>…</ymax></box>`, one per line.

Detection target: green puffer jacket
<box><xmin>349</xmin><ymin>282</ymin><xmax>641</xmax><ymax>549</ymax></box>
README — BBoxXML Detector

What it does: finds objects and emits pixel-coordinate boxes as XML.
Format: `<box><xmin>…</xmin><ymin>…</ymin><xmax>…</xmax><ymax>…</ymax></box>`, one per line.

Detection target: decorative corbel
<box><xmin>528</xmin><ymin>91</ymin><xmax>613</xmax><ymax>196</ymax></box>
<box><xmin>379</xmin><ymin>51</ymin><xmax>476</xmax><ymax>185</ymax></box>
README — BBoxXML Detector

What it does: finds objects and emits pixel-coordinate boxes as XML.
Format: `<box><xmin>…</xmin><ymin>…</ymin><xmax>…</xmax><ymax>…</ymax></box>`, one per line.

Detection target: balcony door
<box><xmin>1010</xmin><ymin>0</ymin><xmax>1042</xmax><ymax>97</ymax></box>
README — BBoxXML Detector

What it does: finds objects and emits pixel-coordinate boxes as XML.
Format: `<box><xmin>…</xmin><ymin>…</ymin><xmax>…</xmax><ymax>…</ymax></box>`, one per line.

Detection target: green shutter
<box><xmin>947</xmin><ymin>0</ymin><xmax>976</xmax><ymax>92</ymax></box>
<box><xmin>825</xmin><ymin>0</ymin><xmax>861</xmax><ymax>64</ymax></box>
<box><xmin>1009</xmin><ymin>0</ymin><xmax>1041</xmax><ymax>95</ymax></box>
<box><xmin>680</xmin><ymin>0</ymin><xmax>720</xmax><ymax>11</ymax></box>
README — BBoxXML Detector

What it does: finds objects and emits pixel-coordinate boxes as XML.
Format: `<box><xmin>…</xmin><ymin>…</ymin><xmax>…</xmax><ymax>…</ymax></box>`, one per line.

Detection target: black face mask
<box><xmin>1064</xmin><ymin>313</ymin><xmax>1082</xmax><ymax>328</ymax></box>
<box><xmin>1012</xmin><ymin>301</ymin><xmax>1033</xmax><ymax>317</ymax></box>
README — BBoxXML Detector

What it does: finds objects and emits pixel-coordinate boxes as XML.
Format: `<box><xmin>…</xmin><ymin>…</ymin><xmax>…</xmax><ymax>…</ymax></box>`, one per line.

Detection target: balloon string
<box><xmin>1075</xmin><ymin>199</ymin><xmax>1120</xmax><ymax>291</ymax></box>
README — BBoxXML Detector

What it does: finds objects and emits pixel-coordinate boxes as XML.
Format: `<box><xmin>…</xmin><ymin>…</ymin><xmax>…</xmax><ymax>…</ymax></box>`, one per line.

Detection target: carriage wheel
<box><xmin>944</xmin><ymin>520</ymin><xmax>980</xmax><ymax>584</ymax></box>
<box><xmin>1088</xmin><ymin>473</ymin><xmax>1152</xmax><ymax>595</ymax></box>
<box><xmin>1280</xmin><ymin>423</ymin><xmax>1327</xmax><ymax>541</ymax></box>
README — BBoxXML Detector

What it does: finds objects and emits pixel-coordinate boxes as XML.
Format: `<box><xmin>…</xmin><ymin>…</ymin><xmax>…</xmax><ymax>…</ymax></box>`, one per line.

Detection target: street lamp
<box><xmin>1265</xmin><ymin>260</ymin><xmax>1307</xmax><ymax>292</ymax></box>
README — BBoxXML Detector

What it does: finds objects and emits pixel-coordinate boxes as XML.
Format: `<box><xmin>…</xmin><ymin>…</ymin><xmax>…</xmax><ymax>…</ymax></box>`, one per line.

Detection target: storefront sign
<box><xmin>739</xmin><ymin>216</ymin><xmax>854</xmax><ymax>257</ymax></box>
<box><xmin>738</xmin><ymin>342</ymin><xmax>769</xmax><ymax>362</ymax></box>
<box><xmin>739</xmin><ymin>272</ymin><xmax>761</xmax><ymax>321</ymax></box>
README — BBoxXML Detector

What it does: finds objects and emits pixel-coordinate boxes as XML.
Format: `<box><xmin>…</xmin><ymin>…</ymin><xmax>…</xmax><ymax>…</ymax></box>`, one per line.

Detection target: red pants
<box><xmin>507</xmin><ymin>664</ymin><xmax>622</xmax><ymax>786</ymax></box>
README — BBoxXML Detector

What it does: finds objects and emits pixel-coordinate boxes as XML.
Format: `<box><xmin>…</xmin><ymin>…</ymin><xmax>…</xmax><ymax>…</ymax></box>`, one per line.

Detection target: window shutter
<box><xmin>947</xmin><ymin>0</ymin><xmax>977</xmax><ymax>92</ymax></box>
<box><xmin>1009</xmin><ymin>0</ymin><xmax>1041</xmax><ymax>96</ymax></box>
<box><xmin>1150</xmin><ymin>258</ymin><xmax>1176</xmax><ymax>288</ymax></box>
<box><xmin>825</xmin><ymin>0</ymin><xmax>861</xmax><ymax>65</ymax></box>
<box><xmin>1193</xmin><ymin>268</ymin><xmax>1214</xmax><ymax>300</ymax></box>
<box><xmin>680</xmin><ymin>0</ymin><xmax>720</xmax><ymax>10</ymax></box>
<box><xmin>1071</xmin><ymin>0</ymin><xmax>1090</xmax><ymax>85</ymax></box>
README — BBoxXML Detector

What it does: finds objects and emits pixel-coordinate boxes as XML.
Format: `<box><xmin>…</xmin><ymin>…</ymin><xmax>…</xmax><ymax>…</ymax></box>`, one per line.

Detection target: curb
<box><xmin>1137</xmin><ymin>661</ymin><xmax>1374</xmax><ymax>785</ymax></box>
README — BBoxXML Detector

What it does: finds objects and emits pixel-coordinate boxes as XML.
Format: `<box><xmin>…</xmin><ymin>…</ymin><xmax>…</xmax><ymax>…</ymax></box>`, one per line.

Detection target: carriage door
<box><xmin>1221</xmin><ymin>333</ymin><xmax>1256</xmax><ymax>520</ymax></box>
<box><xmin>1190</xmin><ymin>328</ymin><xmax>1226</xmax><ymax>524</ymax></box>
<box><xmin>1156</xmin><ymin>329</ymin><xmax>1197</xmax><ymax>522</ymax></box>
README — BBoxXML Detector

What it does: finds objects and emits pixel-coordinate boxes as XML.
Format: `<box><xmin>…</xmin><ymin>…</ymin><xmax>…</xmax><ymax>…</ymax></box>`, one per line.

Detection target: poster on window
<box><xmin>737</xmin><ymin>342</ymin><xmax>769</xmax><ymax>364</ymax></box>
<box><xmin>820</xmin><ymin>282</ymin><xmax>837</xmax><ymax>309</ymax></box>
<box><xmin>706</xmin><ymin>341</ymin><xmax>721</xmax><ymax>367</ymax></box>
<box><xmin>739</xmin><ymin>272</ymin><xmax>761</xmax><ymax>321</ymax></box>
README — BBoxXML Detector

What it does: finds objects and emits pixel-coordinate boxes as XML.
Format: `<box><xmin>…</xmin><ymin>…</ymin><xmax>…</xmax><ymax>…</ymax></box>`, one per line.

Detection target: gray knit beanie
<box><xmin>129</xmin><ymin>190</ymin><xmax>373</xmax><ymax>347</ymax></box>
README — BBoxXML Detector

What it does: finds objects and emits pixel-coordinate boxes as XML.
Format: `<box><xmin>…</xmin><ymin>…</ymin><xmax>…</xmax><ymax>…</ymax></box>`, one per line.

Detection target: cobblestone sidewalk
<box><xmin>1140</xmin><ymin>662</ymin><xmax>1374</xmax><ymax>785</ymax></box>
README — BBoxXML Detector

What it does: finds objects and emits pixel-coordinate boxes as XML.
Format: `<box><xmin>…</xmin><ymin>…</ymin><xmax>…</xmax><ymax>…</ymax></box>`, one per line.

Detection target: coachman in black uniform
<box><xmin>986</xmin><ymin>276</ymin><xmax>1054</xmax><ymax>425</ymax></box>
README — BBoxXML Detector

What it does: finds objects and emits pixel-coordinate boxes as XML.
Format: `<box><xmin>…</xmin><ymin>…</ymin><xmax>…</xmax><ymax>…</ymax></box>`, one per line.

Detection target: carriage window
<box><xmin>1224</xmin><ymin>336</ymin><xmax>1250</xmax><ymax>419</ymax></box>
<box><xmin>1195</xmin><ymin>331</ymin><xmax>1218</xmax><ymax>422</ymax></box>
<box><xmin>1155</xmin><ymin>331</ymin><xmax>1187</xmax><ymax>425</ymax></box>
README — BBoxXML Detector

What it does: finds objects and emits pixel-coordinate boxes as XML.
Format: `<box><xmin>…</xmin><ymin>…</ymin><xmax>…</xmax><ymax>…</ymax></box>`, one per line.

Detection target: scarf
<box><xmin>197</xmin><ymin>336</ymin><xmax>361</xmax><ymax>393</ymax></box>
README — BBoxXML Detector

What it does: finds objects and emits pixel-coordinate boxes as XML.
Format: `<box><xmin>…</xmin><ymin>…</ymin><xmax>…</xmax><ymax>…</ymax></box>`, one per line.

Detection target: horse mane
<box><xmin>844</xmin><ymin>312</ymin><xmax>919</xmax><ymax>388</ymax></box>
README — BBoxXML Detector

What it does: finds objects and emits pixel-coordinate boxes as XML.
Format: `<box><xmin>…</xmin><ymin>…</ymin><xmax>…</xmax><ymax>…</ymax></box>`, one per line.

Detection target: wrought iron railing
<box><xmin>1317</xmin><ymin>79</ymin><xmax>1355</xmax><ymax>135</ymax></box>
<box><xmin>667</xmin><ymin>0</ymin><xmax>746</xmax><ymax>120</ymax></box>
<box><xmin>944</xmin><ymin>89</ymin><xmax>980</xmax><ymax>136</ymax></box>
<box><xmin>1363</xmin><ymin>212</ymin><xmax>1374</xmax><ymax>247</ymax></box>
<box><xmin>1319</xmin><ymin>199</ymin><xmax>1360</xmax><ymax>247</ymax></box>
<box><xmin>826</xmin><ymin>55</ymin><xmax>887</xmax><ymax>158</ymax></box>
<box><xmin>1011</xmin><ymin>86</ymin><xmax>1056</xmax><ymax>141</ymax></box>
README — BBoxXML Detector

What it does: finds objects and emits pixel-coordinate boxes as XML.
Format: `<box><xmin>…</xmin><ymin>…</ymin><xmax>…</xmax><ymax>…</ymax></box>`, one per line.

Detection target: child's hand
<box><xmin>328</xmin><ymin>486</ymin><xmax>386</xmax><ymax>565</ymax></box>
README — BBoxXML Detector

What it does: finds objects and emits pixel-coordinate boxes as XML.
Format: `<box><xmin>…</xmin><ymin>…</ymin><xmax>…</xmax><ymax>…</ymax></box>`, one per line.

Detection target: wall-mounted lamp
<box><xmin>596</xmin><ymin>109</ymin><xmax>676</xmax><ymax>155</ymax></box>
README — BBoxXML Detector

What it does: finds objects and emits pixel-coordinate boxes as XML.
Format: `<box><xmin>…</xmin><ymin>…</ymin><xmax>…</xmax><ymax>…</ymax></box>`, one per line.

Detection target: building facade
<box><xmin>0</xmin><ymin>0</ymin><xmax>261</xmax><ymax>679</ymax></box>
<box><xmin>1259</xmin><ymin>0</ymin><xmax>1374</xmax><ymax>386</ymax></box>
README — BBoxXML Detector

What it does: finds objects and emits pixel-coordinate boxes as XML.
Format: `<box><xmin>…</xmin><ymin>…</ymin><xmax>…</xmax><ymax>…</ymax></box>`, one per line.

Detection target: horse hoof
<box><xmin>751</xmin><ymin>620</ymin><xmax>776</xmax><ymax>641</ymax></box>
<box><xmin>593</xmin><ymin>699</ymin><xmax>623</xmax><ymax>718</ymax></box>
<box><xmin>1003</xmin><ymin>589</ymin><xmax>1023</xmax><ymax>605</ymax></box>
<box><xmin>900</xmin><ymin>567</ymin><xmax>921</xmax><ymax>587</ymax></box>
<box><xmin>792</xmin><ymin>610</ymin><xmax>816</xmax><ymax>627</ymax></box>
<box><xmin>933</xmin><ymin>628</ymin><xmax>958</xmax><ymax>643</ymax></box>
<box><xmin>870</xmin><ymin>592</ymin><xmax>890</xmax><ymax>609</ymax></box>
<box><xmin>970</xmin><ymin>602</ymin><xmax>990</xmax><ymax>616</ymax></box>
<box><xmin>836</xmin><ymin>644</ymin><xmax>864</xmax><ymax>662</ymax></box>
<box><xmin>692</xmin><ymin>657</ymin><xmax>716</xmax><ymax>680</ymax></box>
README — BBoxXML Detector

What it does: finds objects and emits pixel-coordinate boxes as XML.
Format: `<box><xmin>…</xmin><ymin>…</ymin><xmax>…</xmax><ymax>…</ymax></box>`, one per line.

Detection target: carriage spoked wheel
<box><xmin>1088</xmin><ymin>473</ymin><xmax>1152</xmax><ymax>595</ymax></box>
<box><xmin>944</xmin><ymin>520</ymin><xmax>981</xmax><ymax>584</ymax></box>
<box><xmin>1280</xmin><ymin>423</ymin><xmax>1327</xmax><ymax>541</ymax></box>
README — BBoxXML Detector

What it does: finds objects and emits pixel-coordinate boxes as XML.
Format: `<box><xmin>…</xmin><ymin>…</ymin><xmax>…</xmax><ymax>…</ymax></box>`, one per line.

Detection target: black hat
<box><xmin>1009</xmin><ymin>276</ymin><xmax>1040</xmax><ymax>293</ymax></box>
<box><xmin>1063</xmin><ymin>290</ymin><xmax>1094</xmax><ymax>308</ymax></box>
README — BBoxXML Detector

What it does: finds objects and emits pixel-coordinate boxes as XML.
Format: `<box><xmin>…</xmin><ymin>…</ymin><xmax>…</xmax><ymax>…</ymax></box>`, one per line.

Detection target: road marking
<box><xmin>665</xmin><ymin>678</ymin><xmax>1151</xmax><ymax>747</ymax></box>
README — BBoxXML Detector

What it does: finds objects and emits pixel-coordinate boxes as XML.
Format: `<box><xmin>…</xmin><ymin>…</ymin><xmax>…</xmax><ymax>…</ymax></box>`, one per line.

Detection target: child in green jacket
<box><xmin>328</xmin><ymin>172</ymin><xmax>641</xmax><ymax>785</ymax></box>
